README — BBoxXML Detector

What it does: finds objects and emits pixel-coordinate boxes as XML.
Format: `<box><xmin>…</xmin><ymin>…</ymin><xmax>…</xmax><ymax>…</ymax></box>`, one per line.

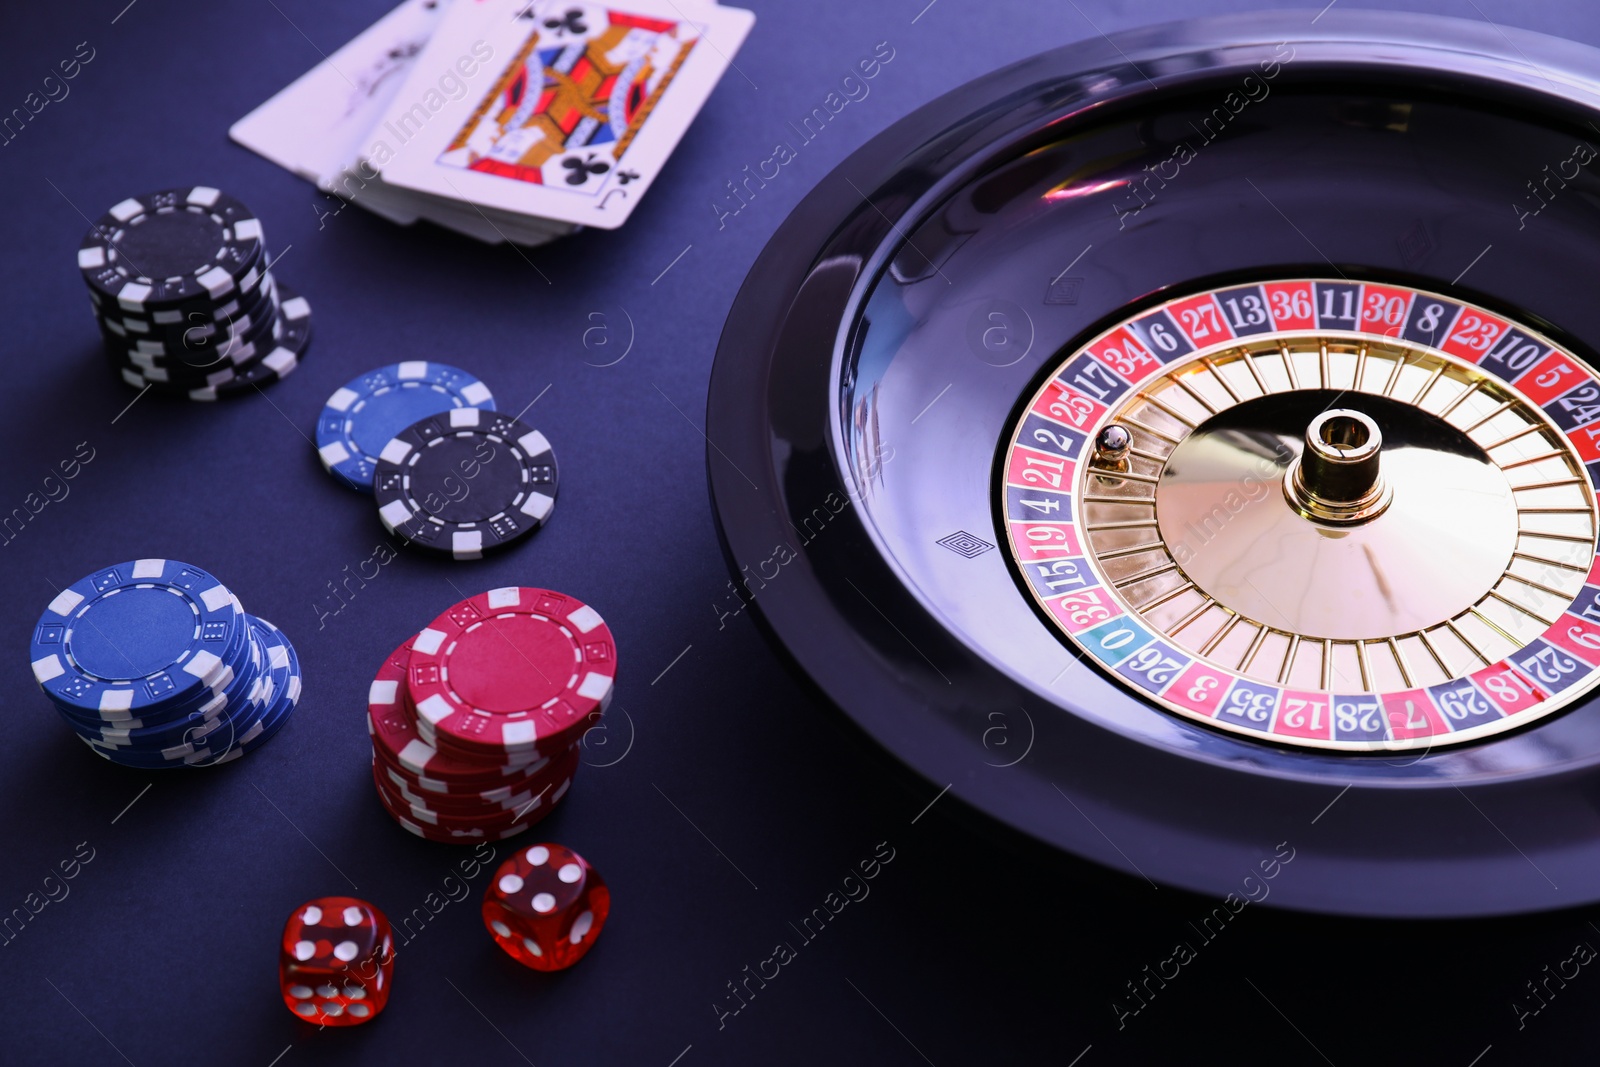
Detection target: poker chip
<box><xmin>49</xmin><ymin>588</ymin><xmax>256</xmax><ymax>732</ymax></box>
<box><xmin>199</xmin><ymin>617</ymin><xmax>303</xmax><ymax>765</ymax></box>
<box><xmin>408</xmin><ymin>588</ymin><xmax>614</xmax><ymax>761</ymax></box>
<box><xmin>378</xmin><ymin>742</ymin><xmax>578</xmax><ymax>808</ymax></box>
<box><xmin>68</xmin><ymin>620</ymin><xmax>264</xmax><ymax>749</ymax></box>
<box><xmin>377</xmin><ymin>753</ymin><xmax>577</xmax><ymax>814</ymax></box>
<box><xmin>79</xmin><ymin>188</ymin><xmax>309</xmax><ymax>400</ymax></box>
<box><xmin>79</xmin><ymin>617</ymin><xmax>299</xmax><ymax>768</ymax></box>
<box><xmin>94</xmin><ymin>269</ymin><xmax>275</xmax><ymax>331</ymax></box>
<box><xmin>368</xmin><ymin>640</ymin><xmax>549</xmax><ymax>784</ymax></box>
<box><xmin>365</xmin><ymin>589</ymin><xmax>614</xmax><ymax>843</ymax></box>
<box><xmin>30</xmin><ymin>560</ymin><xmax>300</xmax><ymax>768</ymax></box>
<box><xmin>116</xmin><ymin>287</ymin><xmax>313</xmax><ymax>401</ymax></box>
<box><xmin>372</xmin><ymin>762</ymin><xmax>570</xmax><ymax>830</ymax></box>
<box><xmin>31</xmin><ymin>559</ymin><xmax>244</xmax><ymax>716</ymax></box>
<box><xmin>393</xmin><ymin>810</ymin><xmax>565</xmax><ymax>844</ymax></box>
<box><xmin>317</xmin><ymin>363</ymin><xmax>496</xmax><ymax>493</ymax></box>
<box><xmin>78</xmin><ymin>187</ymin><xmax>263</xmax><ymax>311</ymax></box>
<box><xmin>193</xmin><ymin>289</ymin><xmax>313</xmax><ymax>401</ymax></box>
<box><xmin>108</xmin><ymin>308</ymin><xmax>283</xmax><ymax>381</ymax></box>
<box><xmin>373</xmin><ymin>409</ymin><xmax>557</xmax><ymax>560</ymax></box>
<box><xmin>100</xmin><ymin>275</ymin><xmax>279</xmax><ymax>352</ymax></box>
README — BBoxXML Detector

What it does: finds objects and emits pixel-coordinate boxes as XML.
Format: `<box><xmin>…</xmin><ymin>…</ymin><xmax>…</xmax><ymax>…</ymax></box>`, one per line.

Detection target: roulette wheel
<box><xmin>706</xmin><ymin>9</ymin><xmax>1600</xmax><ymax>917</ymax></box>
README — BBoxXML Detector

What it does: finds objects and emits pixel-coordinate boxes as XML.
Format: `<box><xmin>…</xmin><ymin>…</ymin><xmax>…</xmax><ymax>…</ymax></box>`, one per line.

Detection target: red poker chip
<box><xmin>376</xmin><ymin>744</ymin><xmax>579</xmax><ymax>813</ymax></box>
<box><xmin>412</xmin><ymin>716</ymin><xmax>589</xmax><ymax>769</ymax></box>
<box><xmin>406</xmin><ymin>588</ymin><xmax>615</xmax><ymax>761</ymax></box>
<box><xmin>370</xmin><ymin>716</ymin><xmax>570</xmax><ymax>792</ymax></box>
<box><xmin>368</xmin><ymin>637</ymin><xmax>555</xmax><ymax>781</ymax></box>
<box><xmin>394</xmin><ymin>817</ymin><xmax>548</xmax><ymax>845</ymax></box>
<box><xmin>372</xmin><ymin>739</ymin><xmax>570</xmax><ymax>797</ymax></box>
<box><xmin>372</xmin><ymin>760</ymin><xmax>572</xmax><ymax>829</ymax></box>
<box><xmin>387</xmin><ymin>789</ymin><xmax>566</xmax><ymax>844</ymax></box>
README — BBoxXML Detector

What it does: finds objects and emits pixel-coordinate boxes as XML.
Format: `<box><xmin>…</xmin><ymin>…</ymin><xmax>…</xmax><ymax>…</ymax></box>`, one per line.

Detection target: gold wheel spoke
<box><xmin>1462</xmin><ymin>399</ymin><xmax>1514</xmax><ymax>433</ymax></box>
<box><xmin>1168</xmin><ymin>596</ymin><xmax>1216</xmax><ymax>635</ymax></box>
<box><xmin>1502</xmin><ymin>449</ymin><xmax>1570</xmax><ymax>471</ymax></box>
<box><xmin>1387</xmin><ymin>637</ymin><xmax>1415</xmax><ymax>688</ymax></box>
<box><xmin>1436</xmin><ymin>378</ymin><xmax>1484</xmax><ymax>419</ymax></box>
<box><xmin>1418</xmin><ymin>630</ymin><xmax>1456</xmax><ymax>677</ymax></box>
<box><xmin>1381</xmin><ymin>350</ymin><xmax>1410</xmax><ymax>397</ymax></box>
<box><xmin>1412</xmin><ymin>362</ymin><xmax>1448</xmax><ymax>406</ymax></box>
<box><xmin>1503</xmin><ymin>570</ymin><xmax>1578</xmax><ymax>599</ymax></box>
<box><xmin>1237</xmin><ymin>347</ymin><xmax>1270</xmax><ymax>395</ymax></box>
<box><xmin>1081</xmin><ymin>494</ymin><xmax>1156</xmax><ymax>506</ymax></box>
<box><xmin>1086</xmin><ymin>518</ymin><xmax>1159</xmax><ymax>531</ymax></box>
<box><xmin>1114</xmin><ymin>561</ymin><xmax>1180</xmax><ymax>587</ymax></box>
<box><xmin>1446</xmin><ymin>619</ymin><xmax>1495</xmax><ymax>668</ymax></box>
<box><xmin>1512</xmin><ymin>477</ymin><xmax>1585</xmax><ymax>492</ymax></box>
<box><xmin>1136</xmin><ymin>581</ymin><xmax>1197</xmax><ymax>612</ymax></box>
<box><xmin>1512</xmin><ymin>550</ymin><xmax>1588</xmax><ymax>572</ymax></box>
<box><xmin>1096</xmin><ymin>541</ymin><xmax>1168</xmax><ymax>560</ymax></box>
<box><xmin>1199</xmin><ymin>614</ymin><xmax>1243</xmax><ymax>656</ymax></box>
<box><xmin>1121</xmin><ymin>416</ymin><xmax>1183</xmax><ymax>445</ymax></box>
<box><xmin>1137</xmin><ymin>391</ymin><xmax>1197</xmax><ymax>429</ymax></box>
<box><xmin>1279</xmin><ymin>342</ymin><xmax>1299</xmax><ymax>389</ymax></box>
<box><xmin>1238</xmin><ymin>625</ymin><xmax>1270</xmax><ymax>673</ymax></box>
<box><xmin>1515</xmin><ymin>529</ymin><xmax>1595</xmax><ymax>545</ymax></box>
<box><xmin>1484</xmin><ymin>423</ymin><xmax>1545</xmax><ymax>451</ymax></box>
<box><xmin>1169</xmin><ymin>374</ymin><xmax>1217</xmax><ymax>415</ymax></box>
<box><xmin>1100</xmin><ymin>468</ymin><xmax>1161</xmax><ymax>485</ymax></box>
<box><xmin>1483</xmin><ymin>590</ymin><xmax>1559</xmax><ymax>628</ymax></box>
<box><xmin>1278</xmin><ymin>634</ymin><xmax>1301</xmax><ymax>685</ymax></box>
<box><xmin>1201</xmin><ymin>357</ymin><xmax>1242</xmax><ymax>403</ymax></box>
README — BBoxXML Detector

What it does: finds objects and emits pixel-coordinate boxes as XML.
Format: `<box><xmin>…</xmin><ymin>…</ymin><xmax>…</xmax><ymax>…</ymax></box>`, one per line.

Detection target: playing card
<box><xmin>368</xmin><ymin>0</ymin><xmax>754</xmax><ymax>229</ymax></box>
<box><xmin>232</xmin><ymin>0</ymin><xmax>563</xmax><ymax>243</ymax></box>
<box><xmin>229</xmin><ymin>0</ymin><xmax>463</xmax><ymax>192</ymax></box>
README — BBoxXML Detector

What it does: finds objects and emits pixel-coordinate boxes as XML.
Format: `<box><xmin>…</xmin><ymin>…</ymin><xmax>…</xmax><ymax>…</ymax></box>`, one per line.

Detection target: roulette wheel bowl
<box><xmin>708</xmin><ymin>9</ymin><xmax>1600</xmax><ymax>917</ymax></box>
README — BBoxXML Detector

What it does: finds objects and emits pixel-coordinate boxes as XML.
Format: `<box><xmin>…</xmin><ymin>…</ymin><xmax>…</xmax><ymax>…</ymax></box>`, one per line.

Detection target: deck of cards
<box><xmin>231</xmin><ymin>0</ymin><xmax>754</xmax><ymax>245</ymax></box>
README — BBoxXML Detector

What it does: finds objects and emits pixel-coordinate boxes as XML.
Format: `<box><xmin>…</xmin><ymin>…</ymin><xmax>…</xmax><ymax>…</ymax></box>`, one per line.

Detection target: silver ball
<box><xmin>1095</xmin><ymin>424</ymin><xmax>1132</xmax><ymax>455</ymax></box>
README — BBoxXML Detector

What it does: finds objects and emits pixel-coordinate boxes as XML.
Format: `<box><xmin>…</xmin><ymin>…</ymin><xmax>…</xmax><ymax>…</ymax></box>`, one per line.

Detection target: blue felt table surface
<box><xmin>5</xmin><ymin>1</ymin><xmax>1600</xmax><ymax>1064</ymax></box>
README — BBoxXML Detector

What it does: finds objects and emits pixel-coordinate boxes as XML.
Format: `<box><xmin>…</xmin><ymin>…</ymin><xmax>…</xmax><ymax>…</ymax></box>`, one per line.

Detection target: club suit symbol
<box><xmin>562</xmin><ymin>153</ymin><xmax>610</xmax><ymax>186</ymax></box>
<box><xmin>543</xmin><ymin>7</ymin><xmax>587</xmax><ymax>35</ymax></box>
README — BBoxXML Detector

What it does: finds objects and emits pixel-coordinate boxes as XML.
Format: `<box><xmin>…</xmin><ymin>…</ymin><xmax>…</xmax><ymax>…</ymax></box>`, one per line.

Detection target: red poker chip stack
<box><xmin>365</xmin><ymin>588</ymin><xmax>616</xmax><ymax>844</ymax></box>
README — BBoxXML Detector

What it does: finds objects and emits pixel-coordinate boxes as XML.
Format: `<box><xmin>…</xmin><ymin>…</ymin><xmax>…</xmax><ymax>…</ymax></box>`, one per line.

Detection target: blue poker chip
<box><xmin>49</xmin><ymin>589</ymin><xmax>254</xmax><ymax>734</ymax></box>
<box><xmin>187</xmin><ymin>616</ymin><xmax>301</xmax><ymax>766</ymax></box>
<box><xmin>316</xmin><ymin>362</ymin><xmax>495</xmax><ymax>492</ymax></box>
<box><xmin>75</xmin><ymin>615</ymin><xmax>300</xmax><ymax>768</ymax></box>
<box><xmin>69</xmin><ymin>613</ymin><xmax>266</xmax><ymax>761</ymax></box>
<box><xmin>69</xmin><ymin>621</ymin><xmax>266</xmax><ymax>754</ymax></box>
<box><xmin>31</xmin><ymin>560</ymin><xmax>246</xmax><ymax>717</ymax></box>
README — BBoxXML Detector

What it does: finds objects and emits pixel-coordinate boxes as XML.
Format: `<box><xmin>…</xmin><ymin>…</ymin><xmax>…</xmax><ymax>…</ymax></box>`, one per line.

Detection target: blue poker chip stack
<box><xmin>29</xmin><ymin>559</ymin><xmax>302</xmax><ymax>768</ymax></box>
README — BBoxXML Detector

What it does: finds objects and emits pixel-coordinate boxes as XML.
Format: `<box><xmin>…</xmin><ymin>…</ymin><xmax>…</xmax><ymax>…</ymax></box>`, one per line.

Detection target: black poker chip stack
<box><xmin>78</xmin><ymin>186</ymin><xmax>313</xmax><ymax>401</ymax></box>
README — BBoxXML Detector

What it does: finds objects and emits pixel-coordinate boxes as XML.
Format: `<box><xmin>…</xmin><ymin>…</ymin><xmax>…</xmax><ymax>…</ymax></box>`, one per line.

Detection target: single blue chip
<box><xmin>316</xmin><ymin>362</ymin><xmax>496</xmax><ymax>492</ymax></box>
<box><xmin>30</xmin><ymin>560</ymin><xmax>244</xmax><ymax>717</ymax></box>
<box><xmin>50</xmin><ymin>590</ymin><xmax>253</xmax><ymax>734</ymax></box>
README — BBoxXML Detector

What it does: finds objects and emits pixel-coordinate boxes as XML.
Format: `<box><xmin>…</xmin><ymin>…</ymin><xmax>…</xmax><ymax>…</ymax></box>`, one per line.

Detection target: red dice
<box><xmin>279</xmin><ymin>896</ymin><xmax>394</xmax><ymax>1025</ymax></box>
<box><xmin>482</xmin><ymin>843</ymin><xmax>609</xmax><ymax>971</ymax></box>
